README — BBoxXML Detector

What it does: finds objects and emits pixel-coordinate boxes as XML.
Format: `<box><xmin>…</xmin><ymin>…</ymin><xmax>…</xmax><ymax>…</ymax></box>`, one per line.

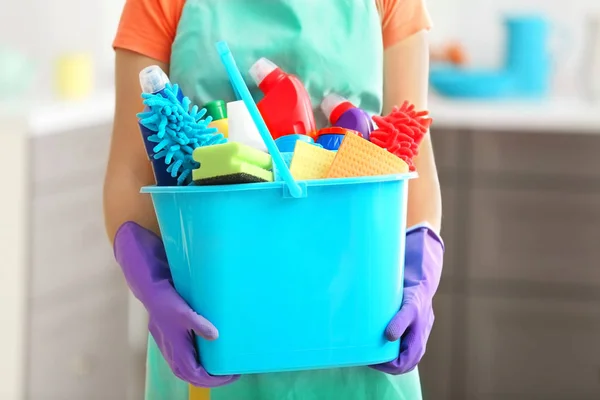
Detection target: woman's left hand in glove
<box><xmin>371</xmin><ymin>224</ymin><xmax>445</xmax><ymax>375</ymax></box>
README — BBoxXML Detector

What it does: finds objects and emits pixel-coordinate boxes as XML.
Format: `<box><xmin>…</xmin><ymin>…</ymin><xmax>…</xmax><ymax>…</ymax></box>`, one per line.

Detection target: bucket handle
<box><xmin>216</xmin><ymin>41</ymin><xmax>304</xmax><ymax>199</ymax></box>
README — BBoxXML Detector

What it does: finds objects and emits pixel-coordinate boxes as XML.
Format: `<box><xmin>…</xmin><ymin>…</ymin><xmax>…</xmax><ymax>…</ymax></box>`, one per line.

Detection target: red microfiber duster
<box><xmin>370</xmin><ymin>101</ymin><xmax>432</xmax><ymax>171</ymax></box>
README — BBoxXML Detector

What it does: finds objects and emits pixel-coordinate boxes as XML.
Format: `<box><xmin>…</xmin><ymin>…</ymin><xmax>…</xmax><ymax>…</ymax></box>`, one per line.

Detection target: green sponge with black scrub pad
<box><xmin>192</xmin><ymin>142</ymin><xmax>274</xmax><ymax>185</ymax></box>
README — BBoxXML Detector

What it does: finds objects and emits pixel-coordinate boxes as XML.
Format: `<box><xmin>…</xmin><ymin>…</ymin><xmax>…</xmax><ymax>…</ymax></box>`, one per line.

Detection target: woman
<box><xmin>104</xmin><ymin>0</ymin><xmax>444</xmax><ymax>399</ymax></box>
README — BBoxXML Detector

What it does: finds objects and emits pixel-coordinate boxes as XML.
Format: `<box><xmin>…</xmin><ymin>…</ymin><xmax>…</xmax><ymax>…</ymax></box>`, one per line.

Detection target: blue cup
<box><xmin>274</xmin><ymin>134</ymin><xmax>316</xmax><ymax>152</ymax></box>
<box><xmin>505</xmin><ymin>15</ymin><xmax>551</xmax><ymax>97</ymax></box>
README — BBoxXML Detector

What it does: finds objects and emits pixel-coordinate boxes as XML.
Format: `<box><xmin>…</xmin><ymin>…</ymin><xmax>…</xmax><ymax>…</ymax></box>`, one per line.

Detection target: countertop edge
<box><xmin>3</xmin><ymin>91</ymin><xmax>600</xmax><ymax>136</ymax></box>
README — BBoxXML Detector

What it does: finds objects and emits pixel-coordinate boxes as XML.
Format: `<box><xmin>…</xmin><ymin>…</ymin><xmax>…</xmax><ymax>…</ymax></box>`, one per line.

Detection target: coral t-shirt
<box><xmin>113</xmin><ymin>0</ymin><xmax>432</xmax><ymax>63</ymax></box>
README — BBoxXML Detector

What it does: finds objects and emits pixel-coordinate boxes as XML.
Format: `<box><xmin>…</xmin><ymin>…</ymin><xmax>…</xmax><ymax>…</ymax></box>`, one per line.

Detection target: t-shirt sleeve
<box><xmin>377</xmin><ymin>0</ymin><xmax>433</xmax><ymax>49</ymax></box>
<box><xmin>112</xmin><ymin>0</ymin><xmax>184</xmax><ymax>63</ymax></box>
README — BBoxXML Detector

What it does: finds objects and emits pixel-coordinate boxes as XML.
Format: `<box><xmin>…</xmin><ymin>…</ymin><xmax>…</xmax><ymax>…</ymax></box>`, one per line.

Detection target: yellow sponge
<box><xmin>326</xmin><ymin>133</ymin><xmax>409</xmax><ymax>178</ymax></box>
<box><xmin>289</xmin><ymin>141</ymin><xmax>336</xmax><ymax>180</ymax></box>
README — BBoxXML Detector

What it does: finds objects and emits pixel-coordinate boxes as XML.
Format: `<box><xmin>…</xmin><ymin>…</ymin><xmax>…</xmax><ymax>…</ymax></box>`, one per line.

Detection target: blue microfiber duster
<box><xmin>137</xmin><ymin>83</ymin><xmax>227</xmax><ymax>185</ymax></box>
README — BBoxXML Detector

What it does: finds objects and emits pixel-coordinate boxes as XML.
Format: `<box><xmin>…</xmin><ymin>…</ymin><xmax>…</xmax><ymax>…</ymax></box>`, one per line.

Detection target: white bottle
<box><xmin>139</xmin><ymin>65</ymin><xmax>170</xmax><ymax>94</ymax></box>
<box><xmin>227</xmin><ymin>100</ymin><xmax>268</xmax><ymax>152</ymax></box>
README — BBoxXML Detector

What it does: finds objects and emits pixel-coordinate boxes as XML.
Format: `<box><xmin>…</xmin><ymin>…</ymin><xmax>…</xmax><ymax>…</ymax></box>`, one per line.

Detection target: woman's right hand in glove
<box><xmin>114</xmin><ymin>221</ymin><xmax>240</xmax><ymax>388</ymax></box>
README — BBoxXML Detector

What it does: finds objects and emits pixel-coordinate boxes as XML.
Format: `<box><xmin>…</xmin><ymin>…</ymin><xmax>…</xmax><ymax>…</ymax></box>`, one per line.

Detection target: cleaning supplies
<box><xmin>138</xmin><ymin>66</ymin><xmax>179</xmax><ymax>186</ymax></box>
<box><xmin>139</xmin><ymin>65</ymin><xmax>177</xmax><ymax>98</ymax></box>
<box><xmin>227</xmin><ymin>100</ymin><xmax>268</xmax><ymax>152</ymax></box>
<box><xmin>192</xmin><ymin>142</ymin><xmax>273</xmax><ymax>185</ymax></box>
<box><xmin>137</xmin><ymin>65</ymin><xmax>226</xmax><ymax>186</ymax></box>
<box><xmin>275</xmin><ymin>134</ymin><xmax>318</xmax><ymax>153</ymax></box>
<box><xmin>289</xmin><ymin>141</ymin><xmax>336</xmax><ymax>180</ymax></box>
<box><xmin>370</xmin><ymin>102</ymin><xmax>431</xmax><ymax>172</ymax></box>
<box><xmin>320</xmin><ymin>93</ymin><xmax>373</xmax><ymax>140</ymax></box>
<box><xmin>274</xmin><ymin>135</ymin><xmax>324</xmax><ymax>180</ymax></box>
<box><xmin>141</xmin><ymin>41</ymin><xmax>414</xmax><ymax>379</ymax></box>
<box><xmin>205</xmin><ymin>100</ymin><xmax>229</xmax><ymax>138</ymax></box>
<box><xmin>217</xmin><ymin>42</ymin><xmax>303</xmax><ymax>198</ymax></box>
<box><xmin>314</xmin><ymin>127</ymin><xmax>362</xmax><ymax>151</ymax></box>
<box><xmin>249</xmin><ymin>58</ymin><xmax>316</xmax><ymax>140</ymax></box>
<box><xmin>326</xmin><ymin>133</ymin><xmax>409</xmax><ymax>178</ymax></box>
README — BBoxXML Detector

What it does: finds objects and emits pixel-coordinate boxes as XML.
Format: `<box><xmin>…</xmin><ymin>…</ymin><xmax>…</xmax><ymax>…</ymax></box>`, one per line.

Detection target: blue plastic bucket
<box><xmin>141</xmin><ymin>42</ymin><xmax>415</xmax><ymax>375</ymax></box>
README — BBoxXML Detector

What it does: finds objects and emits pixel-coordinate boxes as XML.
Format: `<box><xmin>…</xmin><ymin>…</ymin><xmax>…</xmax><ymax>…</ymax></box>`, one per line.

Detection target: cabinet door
<box><xmin>430</xmin><ymin>129</ymin><xmax>461</xmax><ymax>172</ymax></box>
<box><xmin>471</xmin><ymin>131</ymin><xmax>600</xmax><ymax>177</ymax></box>
<box><xmin>31</xmin><ymin>183</ymin><xmax>116</xmax><ymax>300</ymax></box>
<box><xmin>27</xmin><ymin>281</ymin><xmax>129</xmax><ymax>400</ymax></box>
<box><xmin>440</xmin><ymin>186</ymin><xmax>458</xmax><ymax>281</ymax></box>
<box><xmin>32</xmin><ymin>125</ymin><xmax>111</xmax><ymax>195</ymax></box>
<box><xmin>31</xmin><ymin>125</ymin><xmax>115</xmax><ymax>300</ymax></box>
<box><xmin>419</xmin><ymin>294</ymin><xmax>455</xmax><ymax>400</ymax></box>
<box><xmin>465</xmin><ymin>297</ymin><xmax>600</xmax><ymax>400</ymax></box>
<box><xmin>467</xmin><ymin>188</ymin><xmax>600</xmax><ymax>287</ymax></box>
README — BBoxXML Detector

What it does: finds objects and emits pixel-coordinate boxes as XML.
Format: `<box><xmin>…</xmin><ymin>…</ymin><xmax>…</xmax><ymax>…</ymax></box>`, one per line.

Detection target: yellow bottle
<box><xmin>204</xmin><ymin>100</ymin><xmax>228</xmax><ymax>138</ymax></box>
<box><xmin>189</xmin><ymin>385</ymin><xmax>210</xmax><ymax>400</ymax></box>
<box><xmin>55</xmin><ymin>52</ymin><xmax>93</xmax><ymax>100</ymax></box>
<box><xmin>209</xmin><ymin>118</ymin><xmax>228</xmax><ymax>138</ymax></box>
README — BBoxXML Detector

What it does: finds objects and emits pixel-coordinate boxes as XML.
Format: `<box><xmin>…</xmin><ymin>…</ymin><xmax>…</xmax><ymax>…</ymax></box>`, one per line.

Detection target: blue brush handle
<box><xmin>216</xmin><ymin>41</ymin><xmax>304</xmax><ymax>199</ymax></box>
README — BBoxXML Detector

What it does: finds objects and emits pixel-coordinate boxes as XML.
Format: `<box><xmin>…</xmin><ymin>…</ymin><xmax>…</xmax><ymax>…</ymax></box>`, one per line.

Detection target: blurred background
<box><xmin>1</xmin><ymin>0</ymin><xmax>600</xmax><ymax>399</ymax></box>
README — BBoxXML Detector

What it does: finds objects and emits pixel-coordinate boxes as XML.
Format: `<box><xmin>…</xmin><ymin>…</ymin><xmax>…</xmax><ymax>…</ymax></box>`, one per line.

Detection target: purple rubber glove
<box><xmin>372</xmin><ymin>224</ymin><xmax>444</xmax><ymax>375</ymax></box>
<box><xmin>113</xmin><ymin>221</ymin><xmax>239</xmax><ymax>387</ymax></box>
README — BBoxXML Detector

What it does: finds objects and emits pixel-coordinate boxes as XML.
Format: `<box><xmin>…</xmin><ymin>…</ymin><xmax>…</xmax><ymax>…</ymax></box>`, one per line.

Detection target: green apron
<box><xmin>145</xmin><ymin>0</ymin><xmax>423</xmax><ymax>398</ymax></box>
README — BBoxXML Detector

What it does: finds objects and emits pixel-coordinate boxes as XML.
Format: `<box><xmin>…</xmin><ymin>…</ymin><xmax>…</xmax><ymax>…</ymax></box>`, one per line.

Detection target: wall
<box><xmin>0</xmin><ymin>0</ymin><xmax>124</xmax><ymax>97</ymax></box>
<box><xmin>2</xmin><ymin>0</ymin><xmax>600</xmax><ymax>98</ymax></box>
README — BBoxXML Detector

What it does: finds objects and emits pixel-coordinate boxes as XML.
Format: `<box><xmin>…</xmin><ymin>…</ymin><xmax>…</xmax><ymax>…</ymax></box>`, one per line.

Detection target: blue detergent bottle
<box><xmin>138</xmin><ymin>66</ymin><xmax>225</xmax><ymax>186</ymax></box>
<box><xmin>138</xmin><ymin>66</ymin><xmax>183</xmax><ymax>186</ymax></box>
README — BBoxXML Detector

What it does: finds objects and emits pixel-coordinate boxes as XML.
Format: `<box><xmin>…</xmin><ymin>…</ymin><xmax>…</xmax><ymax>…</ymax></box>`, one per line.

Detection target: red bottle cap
<box><xmin>321</xmin><ymin>94</ymin><xmax>355</xmax><ymax>124</ymax></box>
<box><xmin>249</xmin><ymin>58</ymin><xmax>278</xmax><ymax>86</ymax></box>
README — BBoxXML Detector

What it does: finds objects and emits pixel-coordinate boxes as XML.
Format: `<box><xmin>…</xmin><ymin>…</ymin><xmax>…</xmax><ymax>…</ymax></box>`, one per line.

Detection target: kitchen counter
<box><xmin>419</xmin><ymin>125</ymin><xmax>600</xmax><ymax>400</ymax></box>
<box><xmin>0</xmin><ymin>116</ymin><xmax>130</xmax><ymax>400</ymax></box>
<box><xmin>4</xmin><ymin>90</ymin><xmax>600</xmax><ymax>137</ymax></box>
<box><xmin>28</xmin><ymin>91</ymin><xmax>116</xmax><ymax>136</ymax></box>
<box><xmin>429</xmin><ymin>96</ymin><xmax>600</xmax><ymax>134</ymax></box>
